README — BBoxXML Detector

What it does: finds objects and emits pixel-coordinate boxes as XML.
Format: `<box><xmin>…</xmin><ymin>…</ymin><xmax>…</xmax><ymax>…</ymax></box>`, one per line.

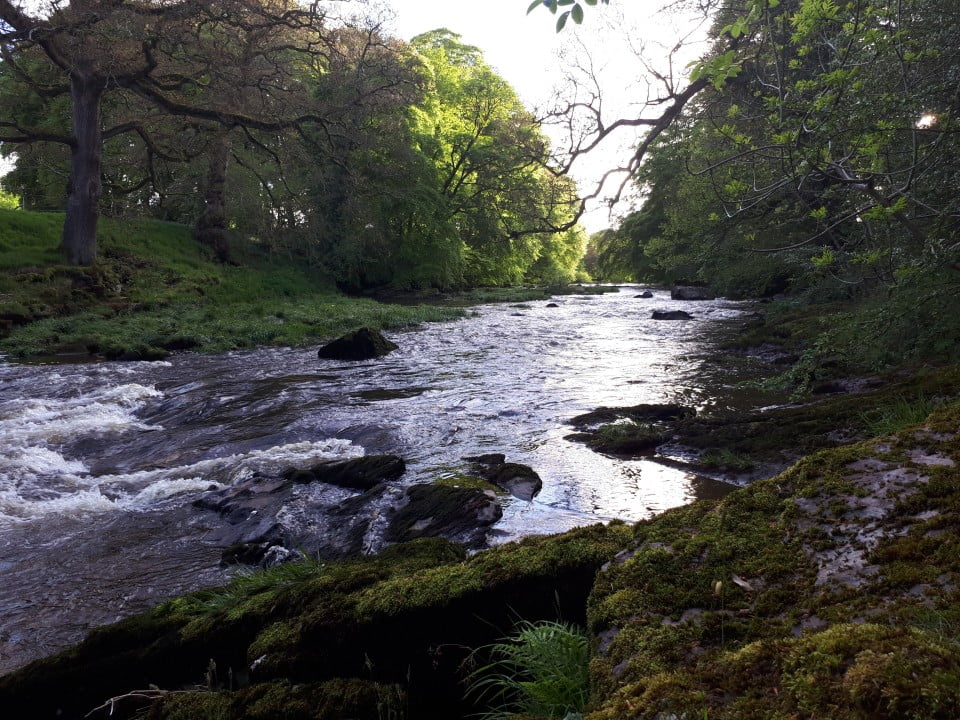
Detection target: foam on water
<box><xmin>0</xmin><ymin>438</ymin><xmax>362</xmax><ymax>522</ymax></box>
<box><xmin>0</xmin><ymin>373</ymin><xmax>363</xmax><ymax>522</ymax></box>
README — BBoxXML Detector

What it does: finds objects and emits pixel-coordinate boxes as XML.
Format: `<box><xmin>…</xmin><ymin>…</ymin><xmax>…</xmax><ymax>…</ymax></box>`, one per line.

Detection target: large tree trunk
<box><xmin>61</xmin><ymin>73</ymin><xmax>104</xmax><ymax>266</ymax></box>
<box><xmin>193</xmin><ymin>128</ymin><xmax>232</xmax><ymax>263</ymax></box>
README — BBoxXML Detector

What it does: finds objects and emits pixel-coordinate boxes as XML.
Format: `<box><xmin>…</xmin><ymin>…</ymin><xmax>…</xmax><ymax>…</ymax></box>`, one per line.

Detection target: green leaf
<box><xmin>572</xmin><ymin>4</ymin><xmax>584</xmax><ymax>24</ymax></box>
<box><xmin>556</xmin><ymin>10</ymin><xmax>570</xmax><ymax>31</ymax></box>
<box><xmin>527</xmin><ymin>0</ymin><xmax>543</xmax><ymax>15</ymax></box>
<box><xmin>585</xmin><ymin>0</ymin><xmax>599</xmax><ymax>5</ymax></box>
<box><xmin>558</xmin><ymin>0</ymin><xmax>576</xmax><ymax>5</ymax></box>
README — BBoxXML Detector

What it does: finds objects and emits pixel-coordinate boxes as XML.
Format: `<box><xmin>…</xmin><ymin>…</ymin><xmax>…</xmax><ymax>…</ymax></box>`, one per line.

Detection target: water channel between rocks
<box><xmin>0</xmin><ymin>287</ymin><xmax>774</xmax><ymax>674</ymax></box>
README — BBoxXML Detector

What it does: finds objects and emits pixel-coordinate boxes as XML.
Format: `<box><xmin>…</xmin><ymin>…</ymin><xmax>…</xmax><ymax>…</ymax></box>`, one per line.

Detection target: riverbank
<box><xmin>0</xmin><ymin>208</ymin><xmax>465</xmax><ymax>360</ymax></box>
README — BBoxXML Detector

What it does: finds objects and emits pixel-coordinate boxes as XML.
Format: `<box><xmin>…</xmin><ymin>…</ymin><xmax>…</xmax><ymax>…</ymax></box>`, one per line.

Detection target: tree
<box><xmin>0</xmin><ymin>0</ymin><xmax>349</xmax><ymax>265</ymax></box>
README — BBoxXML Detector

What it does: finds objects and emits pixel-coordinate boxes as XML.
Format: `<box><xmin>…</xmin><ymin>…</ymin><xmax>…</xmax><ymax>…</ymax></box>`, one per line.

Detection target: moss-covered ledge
<box><xmin>585</xmin><ymin>404</ymin><xmax>960</xmax><ymax>719</ymax></box>
<box><xmin>0</xmin><ymin>525</ymin><xmax>630</xmax><ymax>720</ymax></box>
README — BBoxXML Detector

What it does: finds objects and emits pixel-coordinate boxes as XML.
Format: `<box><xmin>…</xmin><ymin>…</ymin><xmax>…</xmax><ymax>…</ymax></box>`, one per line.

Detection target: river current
<box><xmin>0</xmin><ymin>287</ymin><xmax>766</xmax><ymax>673</ymax></box>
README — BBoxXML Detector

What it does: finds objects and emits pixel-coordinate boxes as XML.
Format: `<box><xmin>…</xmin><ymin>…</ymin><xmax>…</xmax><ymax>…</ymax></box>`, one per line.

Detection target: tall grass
<box><xmin>467</xmin><ymin>620</ymin><xmax>590</xmax><ymax>720</ymax></box>
<box><xmin>858</xmin><ymin>394</ymin><xmax>943</xmax><ymax>436</ymax></box>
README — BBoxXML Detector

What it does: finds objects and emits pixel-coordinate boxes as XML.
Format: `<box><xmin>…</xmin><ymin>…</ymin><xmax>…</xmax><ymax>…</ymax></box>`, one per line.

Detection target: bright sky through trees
<box><xmin>383</xmin><ymin>0</ymin><xmax>707</xmax><ymax>232</ymax></box>
<box><xmin>0</xmin><ymin>1</ymin><xmax>704</xmax><ymax>233</ymax></box>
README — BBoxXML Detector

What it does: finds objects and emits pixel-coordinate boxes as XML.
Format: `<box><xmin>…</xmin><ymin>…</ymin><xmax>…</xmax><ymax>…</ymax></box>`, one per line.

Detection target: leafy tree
<box><xmin>0</xmin><ymin>0</ymin><xmax>350</xmax><ymax>265</ymax></box>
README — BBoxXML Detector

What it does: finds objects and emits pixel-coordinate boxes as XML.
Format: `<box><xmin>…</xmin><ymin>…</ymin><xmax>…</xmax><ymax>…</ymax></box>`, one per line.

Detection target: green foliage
<box><xmin>182</xmin><ymin>552</ymin><xmax>328</xmax><ymax>615</ymax></box>
<box><xmin>468</xmin><ymin>619</ymin><xmax>590</xmax><ymax>719</ymax></box>
<box><xmin>529</xmin><ymin>0</ymin><xmax>609</xmax><ymax>33</ymax></box>
<box><xmin>0</xmin><ymin>187</ymin><xmax>19</xmax><ymax>210</ymax></box>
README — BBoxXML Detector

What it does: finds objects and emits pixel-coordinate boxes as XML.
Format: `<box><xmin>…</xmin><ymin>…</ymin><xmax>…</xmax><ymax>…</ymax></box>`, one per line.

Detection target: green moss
<box><xmin>587</xmin><ymin>396</ymin><xmax>960</xmax><ymax>720</ymax></box>
<box><xmin>433</xmin><ymin>472</ymin><xmax>506</xmax><ymax>495</ymax></box>
<box><xmin>148</xmin><ymin>679</ymin><xmax>405</xmax><ymax>720</ymax></box>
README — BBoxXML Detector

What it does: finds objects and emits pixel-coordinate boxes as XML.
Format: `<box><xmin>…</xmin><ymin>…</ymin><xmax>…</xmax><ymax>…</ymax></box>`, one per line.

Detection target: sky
<box><xmin>1</xmin><ymin>0</ymin><xmax>707</xmax><ymax>233</ymax></box>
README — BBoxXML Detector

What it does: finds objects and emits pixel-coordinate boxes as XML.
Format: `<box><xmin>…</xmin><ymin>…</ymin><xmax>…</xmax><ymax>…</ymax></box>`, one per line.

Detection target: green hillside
<box><xmin>0</xmin><ymin>208</ymin><xmax>463</xmax><ymax>360</ymax></box>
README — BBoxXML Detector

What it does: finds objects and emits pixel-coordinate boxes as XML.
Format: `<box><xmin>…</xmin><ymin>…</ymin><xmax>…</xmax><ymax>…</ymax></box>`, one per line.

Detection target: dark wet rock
<box><xmin>0</xmin><ymin>524</ymin><xmax>627</xmax><ymax>720</ymax></box>
<box><xmin>104</xmin><ymin>343</ymin><xmax>170</xmax><ymax>361</ymax></box>
<box><xmin>195</xmin><ymin>458</ymin><xmax>407</xmax><ymax>564</ymax></box>
<box><xmin>670</xmin><ymin>285</ymin><xmax>716</xmax><ymax>300</ymax></box>
<box><xmin>569</xmin><ymin>403</ymin><xmax>695</xmax><ymax>429</ymax></box>
<box><xmin>484</xmin><ymin>463</ymin><xmax>542</xmax><ymax>501</ymax></box>
<box><xmin>286</xmin><ymin>454</ymin><xmax>406</xmax><ymax>491</ymax></box>
<box><xmin>356</xmin><ymin>387</ymin><xmax>430</xmax><ymax>401</ymax></box>
<box><xmin>317</xmin><ymin>327</ymin><xmax>398</xmax><ymax>361</ymax></box>
<box><xmin>386</xmin><ymin>484</ymin><xmax>502</xmax><ymax>548</ymax></box>
<box><xmin>652</xmin><ymin>310</ymin><xmax>693</xmax><ymax>320</ymax></box>
<box><xmin>463</xmin><ymin>453</ymin><xmax>506</xmax><ymax>465</ymax></box>
<box><xmin>546</xmin><ymin>302</ymin><xmax>560</xmax><ymax>308</ymax></box>
<box><xmin>811</xmin><ymin>381</ymin><xmax>848</xmax><ymax>395</ymax></box>
<box><xmin>466</xmin><ymin>455</ymin><xmax>543</xmax><ymax>500</ymax></box>
<box><xmin>635</xmin><ymin>291</ymin><xmax>654</xmax><ymax>298</ymax></box>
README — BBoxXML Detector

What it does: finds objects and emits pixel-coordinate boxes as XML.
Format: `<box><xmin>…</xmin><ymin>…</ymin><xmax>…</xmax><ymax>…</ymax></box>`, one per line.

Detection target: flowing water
<box><xmin>0</xmin><ymin>287</ymin><xmax>772</xmax><ymax>674</ymax></box>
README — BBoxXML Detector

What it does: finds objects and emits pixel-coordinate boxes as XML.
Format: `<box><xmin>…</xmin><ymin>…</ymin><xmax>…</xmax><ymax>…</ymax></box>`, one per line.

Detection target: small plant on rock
<box><xmin>467</xmin><ymin>619</ymin><xmax>590</xmax><ymax>720</ymax></box>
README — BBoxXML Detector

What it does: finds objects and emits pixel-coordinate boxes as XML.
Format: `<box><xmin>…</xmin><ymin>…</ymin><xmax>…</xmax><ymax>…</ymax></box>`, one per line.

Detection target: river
<box><xmin>0</xmin><ymin>287</ymin><xmax>769</xmax><ymax>674</ymax></box>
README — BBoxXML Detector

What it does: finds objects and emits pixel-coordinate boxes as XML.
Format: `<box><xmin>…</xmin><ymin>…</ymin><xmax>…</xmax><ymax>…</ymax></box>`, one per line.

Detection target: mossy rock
<box><xmin>142</xmin><ymin>679</ymin><xmax>406</xmax><ymax>720</ymax></box>
<box><xmin>0</xmin><ymin>525</ymin><xmax>629</xmax><ymax>720</ymax></box>
<box><xmin>569</xmin><ymin>421</ymin><xmax>669</xmax><ymax>455</ymax></box>
<box><xmin>585</xmin><ymin>402</ymin><xmax>960</xmax><ymax>719</ymax></box>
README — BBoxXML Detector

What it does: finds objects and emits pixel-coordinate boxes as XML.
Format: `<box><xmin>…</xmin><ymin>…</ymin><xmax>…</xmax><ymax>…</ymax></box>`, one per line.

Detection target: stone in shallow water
<box><xmin>651</xmin><ymin>310</ymin><xmax>693</xmax><ymax>320</ymax></box>
<box><xmin>317</xmin><ymin>327</ymin><xmax>398</xmax><ymax>361</ymax></box>
<box><xmin>466</xmin><ymin>455</ymin><xmax>542</xmax><ymax>501</ymax></box>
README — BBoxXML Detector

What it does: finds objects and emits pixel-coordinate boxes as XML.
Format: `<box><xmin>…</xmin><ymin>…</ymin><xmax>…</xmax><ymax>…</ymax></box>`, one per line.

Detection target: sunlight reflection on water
<box><xmin>0</xmin><ymin>285</ymin><xmax>772</xmax><ymax>672</ymax></box>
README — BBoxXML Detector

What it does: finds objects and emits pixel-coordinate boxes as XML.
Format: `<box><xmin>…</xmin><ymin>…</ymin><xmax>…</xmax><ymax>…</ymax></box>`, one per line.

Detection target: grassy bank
<box><xmin>0</xmin><ymin>209</ymin><xmax>465</xmax><ymax>359</ymax></box>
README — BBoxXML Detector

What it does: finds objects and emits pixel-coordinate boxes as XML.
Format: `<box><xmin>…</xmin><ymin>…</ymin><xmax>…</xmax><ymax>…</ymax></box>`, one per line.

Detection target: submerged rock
<box><xmin>651</xmin><ymin>309</ymin><xmax>693</xmax><ymax>320</ymax></box>
<box><xmin>635</xmin><ymin>290</ymin><xmax>654</xmax><ymax>298</ymax></box>
<box><xmin>670</xmin><ymin>284</ymin><xmax>716</xmax><ymax>300</ymax></box>
<box><xmin>285</xmin><ymin>454</ymin><xmax>406</xmax><ymax>490</ymax></box>
<box><xmin>317</xmin><ymin>327</ymin><xmax>398</xmax><ymax>361</ymax></box>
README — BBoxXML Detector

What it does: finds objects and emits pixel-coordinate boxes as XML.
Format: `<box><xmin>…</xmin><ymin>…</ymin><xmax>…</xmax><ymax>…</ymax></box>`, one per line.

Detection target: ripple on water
<box><xmin>0</xmin><ymin>286</ymin><xmax>765</xmax><ymax>672</ymax></box>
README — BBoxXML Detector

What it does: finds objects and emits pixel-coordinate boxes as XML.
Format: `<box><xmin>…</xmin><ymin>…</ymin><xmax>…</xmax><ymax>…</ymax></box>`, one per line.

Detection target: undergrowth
<box><xmin>467</xmin><ymin>619</ymin><xmax>590</xmax><ymax>720</ymax></box>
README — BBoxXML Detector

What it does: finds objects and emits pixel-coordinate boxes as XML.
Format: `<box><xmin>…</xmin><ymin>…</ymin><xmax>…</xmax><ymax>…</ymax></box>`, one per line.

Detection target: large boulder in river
<box><xmin>670</xmin><ymin>284</ymin><xmax>716</xmax><ymax>300</ymax></box>
<box><xmin>317</xmin><ymin>327</ymin><xmax>398</xmax><ymax>360</ymax></box>
<box><xmin>652</xmin><ymin>310</ymin><xmax>693</xmax><ymax>320</ymax></box>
